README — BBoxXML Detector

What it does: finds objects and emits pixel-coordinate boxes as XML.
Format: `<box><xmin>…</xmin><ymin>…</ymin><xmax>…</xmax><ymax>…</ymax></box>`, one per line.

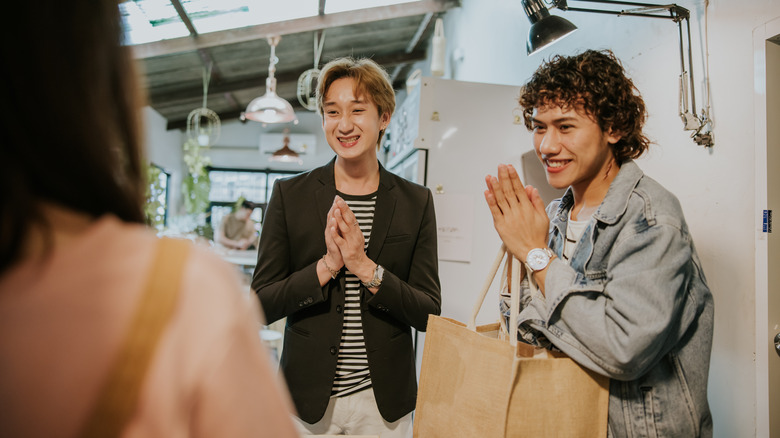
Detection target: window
<box><xmin>119</xmin><ymin>0</ymin><xmax>418</xmax><ymax>45</ymax></box>
<box><xmin>207</xmin><ymin>167</ymin><xmax>298</xmax><ymax>226</ymax></box>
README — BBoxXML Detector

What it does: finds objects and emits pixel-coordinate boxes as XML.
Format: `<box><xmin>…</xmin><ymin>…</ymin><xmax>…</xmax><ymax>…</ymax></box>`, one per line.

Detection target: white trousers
<box><xmin>295</xmin><ymin>388</ymin><xmax>413</xmax><ymax>437</ymax></box>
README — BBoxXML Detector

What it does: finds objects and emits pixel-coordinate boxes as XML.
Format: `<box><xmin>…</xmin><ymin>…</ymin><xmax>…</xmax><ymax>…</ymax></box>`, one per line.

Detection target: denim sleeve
<box><xmin>515</xmin><ymin>222</ymin><xmax>696</xmax><ymax>381</ymax></box>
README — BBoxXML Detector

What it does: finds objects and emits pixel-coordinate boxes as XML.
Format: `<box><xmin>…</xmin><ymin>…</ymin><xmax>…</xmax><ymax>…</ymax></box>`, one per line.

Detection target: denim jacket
<box><xmin>502</xmin><ymin>160</ymin><xmax>714</xmax><ymax>437</ymax></box>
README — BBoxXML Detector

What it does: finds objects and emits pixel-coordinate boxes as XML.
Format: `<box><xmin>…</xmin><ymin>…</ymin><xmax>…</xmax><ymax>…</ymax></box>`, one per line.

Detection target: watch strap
<box><xmin>361</xmin><ymin>264</ymin><xmax>384</xmax><ymax>288</ymax></box>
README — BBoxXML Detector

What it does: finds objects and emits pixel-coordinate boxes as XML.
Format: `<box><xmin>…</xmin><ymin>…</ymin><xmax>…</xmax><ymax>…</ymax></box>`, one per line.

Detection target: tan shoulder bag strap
<box><xmin>78</xmin><ymin>238</ymin><xmax>190</xmax><ymax>438</ymax></box>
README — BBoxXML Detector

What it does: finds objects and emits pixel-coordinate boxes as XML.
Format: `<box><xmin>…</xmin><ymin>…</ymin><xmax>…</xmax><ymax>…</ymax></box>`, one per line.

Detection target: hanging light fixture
<box><xmin>519</xmin><ymin>0</ymin><xmax>713</xmax><ymax>147</ymax></box>
<box><xmin>242</xmin><ymin>36</ymin><xmax>298</xmax><ymax>125</ymax></box>
<box><xmin>297</xmin><ymin>31</ymin><xmax>326</xmax><ymax>111</ymax></box>
<box><xmin>269</xmin><ymin>128</ymin><xmax>302</xmax><ymax>164</ymax></box>
<box><xmin>186</xmin><ymin>63</ymin><xmax>221</xmax><ymax>147</ymax></box>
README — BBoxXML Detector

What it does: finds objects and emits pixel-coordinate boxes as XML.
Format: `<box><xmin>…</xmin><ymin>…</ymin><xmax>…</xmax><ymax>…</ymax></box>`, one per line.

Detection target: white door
<box><xmin>755</xmin><ymin>17</ymin><xmax>780</xmax><ymax>438</ymax></box>
<box><xmin>767</xmin><ymin>38</ymin><xmax>780</xmax><ymax>437</ymax></box>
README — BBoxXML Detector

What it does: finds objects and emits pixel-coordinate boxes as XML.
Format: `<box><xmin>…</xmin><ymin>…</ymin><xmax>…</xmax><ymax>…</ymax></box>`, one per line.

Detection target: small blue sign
<box><xmin>764</xmin><ymin>210</ymin><xmax>772</xmax><ymax>233</ymax></box>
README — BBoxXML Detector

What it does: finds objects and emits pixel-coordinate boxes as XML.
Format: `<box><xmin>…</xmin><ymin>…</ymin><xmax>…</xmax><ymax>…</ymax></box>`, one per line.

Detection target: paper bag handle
<box><xmin>467</xmin><ymin>244</ymin><xmax>506</xmax><ymax>331</ymax></box>
<box><xmin>467</xmin><ymin>244</ymin><xmax>523</xmax><ymax>345</ymax></box>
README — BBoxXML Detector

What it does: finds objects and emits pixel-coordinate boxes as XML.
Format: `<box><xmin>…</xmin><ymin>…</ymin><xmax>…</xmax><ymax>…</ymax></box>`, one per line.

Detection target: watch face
<box><xmin>527</xmin><ymin>249</ymin><xmax>550</xmax><ymax>271</ymax></box>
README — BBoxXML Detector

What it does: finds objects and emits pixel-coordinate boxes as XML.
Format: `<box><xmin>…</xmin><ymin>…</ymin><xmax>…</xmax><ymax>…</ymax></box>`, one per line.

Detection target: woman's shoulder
<box><xmin>97</xmin><ymin>219</ymin><xmax>251</xmax><ymax>320</ymax></box>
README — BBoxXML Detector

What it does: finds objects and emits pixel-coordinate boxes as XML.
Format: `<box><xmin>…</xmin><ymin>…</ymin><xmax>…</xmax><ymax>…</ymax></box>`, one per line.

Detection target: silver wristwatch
<box><xmin>525</xmin><ymin>248</ymin><xmax>554</xmax><ymax>272</ymax></box>
<box><xmin>362</xmin><ymin>264</ymin><xmax>385</xmax><ymax>288</ymax></box>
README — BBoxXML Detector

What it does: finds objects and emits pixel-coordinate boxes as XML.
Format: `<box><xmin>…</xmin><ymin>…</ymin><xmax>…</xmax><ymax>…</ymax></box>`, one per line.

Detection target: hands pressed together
<box><xmin>484</xmin><ymin>164</ymin><xmax>550</xmax><ymax>263</ymax></box>
<box><xmin>237</xmin><ymin>238</ymin><xmax>253</xmax><ymax>250</ymax></box>
<box><xmin>320</xmin><ymin>195</ymin><xmax>378</xmax><ymax>290</ymax></box>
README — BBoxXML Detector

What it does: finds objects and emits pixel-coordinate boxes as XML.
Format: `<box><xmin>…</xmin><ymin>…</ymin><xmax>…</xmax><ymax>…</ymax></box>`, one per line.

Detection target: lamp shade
<box><xmin>242</xmin><ymin>36</ymin><xmax>298</xmax><ymax>125</ymax></box>
<box><xmin>269</xmin><ymin>144</ymin><xmax>302</xmax><ymax>163</ymax></box>
<box><xmin>268</xmin><ymin>132</ymin><xmax>302</xmax><ymax>164</ymax></box>
<box><xmin>522</xmin><ymin>0</ymin><xmax>578</xmax><ymax>55</ymax></box>
<box><xmin>243</xmin><ymin>77</ymin><xmax>298</xmax><ymax>124</ymax></box>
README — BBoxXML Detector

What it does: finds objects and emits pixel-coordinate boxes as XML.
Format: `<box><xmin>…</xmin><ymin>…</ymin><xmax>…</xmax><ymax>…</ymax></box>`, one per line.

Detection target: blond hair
<box><xmin>316</xmin><ymin>57</ymin><xmax>396</xmax><ymax>148</ymax></box>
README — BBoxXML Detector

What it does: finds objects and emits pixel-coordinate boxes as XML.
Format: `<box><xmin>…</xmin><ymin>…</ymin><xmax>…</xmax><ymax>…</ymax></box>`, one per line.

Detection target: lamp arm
<box><xmin>684</xmin><ymin>17</ymin><xmax>696</xmax><ymax>115</ymax></box>
<box><xmin>539</xmin><ymin>0</ymin><xmax>712</xmax><ymax>144</ymax></box>
<box><xmin>553</xmin><ymin>0</ymin><xmax>689</xmax><ymax>21</ymax></box>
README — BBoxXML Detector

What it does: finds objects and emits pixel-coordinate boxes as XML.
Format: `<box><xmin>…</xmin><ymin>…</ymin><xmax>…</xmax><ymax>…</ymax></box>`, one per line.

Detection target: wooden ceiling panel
<box><xmin>134</xmin><ymin>1</ymin><xmax>461</xmax><ymax>130</ymax></box>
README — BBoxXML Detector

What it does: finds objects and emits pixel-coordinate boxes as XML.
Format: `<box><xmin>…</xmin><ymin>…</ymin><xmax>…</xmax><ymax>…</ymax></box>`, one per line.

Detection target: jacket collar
<box><xmin>593</xmin><ymin>160</ymin><xmax>644</xmax><ymax>225</ymax></box>
<box><xmin>555</xmin><ymin>160</ymin><xmax>644</xmax><ymax>226</ymax></box>
<box><xmin>313</xmin><ymin>156</ymin><xmax>397</xmax><ymax>189</ymax></box>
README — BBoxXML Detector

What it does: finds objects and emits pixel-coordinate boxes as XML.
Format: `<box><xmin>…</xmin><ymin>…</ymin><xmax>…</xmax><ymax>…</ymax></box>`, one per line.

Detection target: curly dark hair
<box><xmin>519</xmin><ymin>49</ymin><xmax>650</xmax><ymax>162</ymax></box>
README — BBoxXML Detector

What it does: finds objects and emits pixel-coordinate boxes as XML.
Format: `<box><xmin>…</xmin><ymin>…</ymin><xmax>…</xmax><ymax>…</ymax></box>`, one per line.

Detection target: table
<box><xmin>218</xmin><ymin>249</ymin><xmax>257</xmax><ymax>267</ymax></box>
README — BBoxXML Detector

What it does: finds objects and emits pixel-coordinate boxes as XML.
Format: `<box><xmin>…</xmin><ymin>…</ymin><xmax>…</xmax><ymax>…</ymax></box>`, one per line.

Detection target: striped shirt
<box><xmin>331</xmin><ymin>192</ymin><xmax>377</xmax><ymax>398</ymax></box>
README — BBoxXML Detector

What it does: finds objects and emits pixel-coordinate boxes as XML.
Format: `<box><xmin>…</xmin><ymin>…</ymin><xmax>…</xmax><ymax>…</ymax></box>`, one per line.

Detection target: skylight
<box><xmin>119</xmin><ymin>0</ymin><xmax>419</xmax><ymax>46</ymax></box>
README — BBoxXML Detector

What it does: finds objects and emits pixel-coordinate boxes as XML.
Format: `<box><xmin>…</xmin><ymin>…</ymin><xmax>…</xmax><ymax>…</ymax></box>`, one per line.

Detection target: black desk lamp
<box><xmin>521</xmin><ymin>0</ymin><xmax>713</xmax><ymax>147</ymax></box>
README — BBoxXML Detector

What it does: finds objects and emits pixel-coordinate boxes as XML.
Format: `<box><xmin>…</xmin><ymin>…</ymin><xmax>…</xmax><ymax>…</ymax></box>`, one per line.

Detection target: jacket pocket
<box><xmin>286</xmin><ymin>324</ymin><xmax>311</xmax><ymax>338</ymax></box>
<box><xmin>669</xmin><ymin>353</ymin><xmax>701</xmax><ymax>437</ymax></box>
<box><xmin>640</xmin><ymin>386</ymin><xmax>659</xmax><ymax>438</ymax></box>
<box><xmin>383</xmin><ymin>234</ymin><xmax>412</xmax><ymax>244</ymax></box>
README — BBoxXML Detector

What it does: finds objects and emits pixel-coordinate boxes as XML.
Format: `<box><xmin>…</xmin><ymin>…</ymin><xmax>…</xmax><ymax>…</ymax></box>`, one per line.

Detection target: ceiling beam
<box><xmin>163</xmin><ymin>48</ymin><xmax>427</xmax><ymax>130</ymax></box>
<box><xmin>170</xmin><ymin>0</ymin><xmax>229</xmax><ymax>100</ymax></box>
<box><xmin>169</xmin><ymin>0</ymin><xmax>198</xmax><ymax>36</ymax></box>
<box><xmin>132</xmin><ymin>0</ymin><xmax>460</xmax><ymax>59</ymax></box>
<box><xmin>150</xmin><ymin>49</ymin><xmax>429</xmax><ymax>106</ymax></box>
<box><xmin>391</xmin><ymin>11</ymin><xmax>435</xmax><ymax>82</ymax></box>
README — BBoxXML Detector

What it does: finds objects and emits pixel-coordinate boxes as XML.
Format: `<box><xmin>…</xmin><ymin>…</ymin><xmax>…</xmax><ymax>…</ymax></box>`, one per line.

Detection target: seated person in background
<box><xmin>217</xmin><ymin>200</ymin><xmax>259</xmax><ymax>250</ymax></box>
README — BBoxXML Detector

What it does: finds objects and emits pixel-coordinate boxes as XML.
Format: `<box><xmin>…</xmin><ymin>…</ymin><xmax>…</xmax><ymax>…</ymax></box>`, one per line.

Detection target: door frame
<box><xmin>754</xmin><ymin>15</ymin><xmax>780</xmax><ymax>438</ymax></box>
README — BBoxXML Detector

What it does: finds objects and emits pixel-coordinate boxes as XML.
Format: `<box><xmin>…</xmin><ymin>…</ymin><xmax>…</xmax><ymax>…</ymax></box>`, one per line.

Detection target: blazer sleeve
<box><xmin>251</xmin><ymin>179</ymin><xmax>329</xmax><ymax>324</ymax></box>
<box><xmin>367</xmin><ymin>188</ymin><xmax>441</xmax><ymax>332</ymax></box>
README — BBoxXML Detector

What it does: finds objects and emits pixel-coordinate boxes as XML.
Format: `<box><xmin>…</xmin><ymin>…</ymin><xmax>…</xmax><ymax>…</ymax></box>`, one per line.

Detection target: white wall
<box><xmin>424</xmin><ymin>0</ymin><xmax>778</xmax><ymax>436</ymax></box>
<box><xmin>204</xmin><ymin>110</ymin><xmax>334</xmax><ymax>171</ymax></box>
<box><xmin>143</xmin><ymin>106</ymin><xmax>185</xmax><ymax>216</ymax></box>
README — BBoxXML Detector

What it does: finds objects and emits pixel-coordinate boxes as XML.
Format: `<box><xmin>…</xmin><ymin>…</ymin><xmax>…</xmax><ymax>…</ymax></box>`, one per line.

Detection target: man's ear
<box><xmin>380</xmin><ymin>111</ymin><xmax>391</xmax><ymax>130</ymax></box>
<box><xmin>606</xmin><ymin>128</ymin><xmax>623</xmax><ymax>145</ymax></box>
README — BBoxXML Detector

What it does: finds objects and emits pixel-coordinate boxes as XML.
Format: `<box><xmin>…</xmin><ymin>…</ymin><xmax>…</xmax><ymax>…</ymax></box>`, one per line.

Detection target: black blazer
<box><xmin>252</xmin><ymin>158</ymin><xmax>441</xmax><ymax>423</ymax></box>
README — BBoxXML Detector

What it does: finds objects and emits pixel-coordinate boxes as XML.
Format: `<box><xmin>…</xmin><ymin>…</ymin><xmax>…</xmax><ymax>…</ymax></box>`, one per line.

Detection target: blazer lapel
<box><xmin>314</xmin><ymin>158</ymin><xmax>345</xmax><ymax>291</ymax></box>
<box><xmin>315</xmin><ymin>157</ymin><xmax>338</xmax><ymax>230</ymax></box>
<box><xmin>367</xmin><ymin>165</ymin><xmax>396</xmax><ymax>260</ymax></box>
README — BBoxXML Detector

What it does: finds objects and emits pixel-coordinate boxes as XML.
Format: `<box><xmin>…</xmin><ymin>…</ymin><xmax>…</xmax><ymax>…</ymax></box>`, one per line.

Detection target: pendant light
<box><xmin>242</xmin><ymin>36</ymin><xmax>298</xmax><ymax>125</ymax></box>
<box><xmin>269</xmin><ymin>128</ymin><xmax>302</xmax><ymax>164</ymax></box>
<box><xmin>297</xmin><ymin>31</ymin><xmax>326</xmax><ymax>111</ymax></box>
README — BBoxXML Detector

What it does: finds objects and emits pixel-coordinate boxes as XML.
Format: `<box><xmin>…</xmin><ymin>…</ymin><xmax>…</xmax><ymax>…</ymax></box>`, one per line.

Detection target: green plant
<box><xmin>233</xmin><ymin>195</ymin><xmax>247</xmax><ymax>212</ymax></box>
<box><xmin>193</xmin><ymin>223</ymin><xmax>214</xmax><ymax>240</ymax></box>
<box><xmin>144</xmin><ymin>163</ymin><xmax>167</xmax><ymax>230</ymax></box>
<box><xmin>182</xmin><ymin>138</ymin><xmax>212</xmax><ymax>215</ymax></box>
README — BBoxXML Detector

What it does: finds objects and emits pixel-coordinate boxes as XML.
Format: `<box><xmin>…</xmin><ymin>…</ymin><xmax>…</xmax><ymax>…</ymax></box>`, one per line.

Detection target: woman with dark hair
<box><xmin>0</xmin><ymin>2</ymin><xmax>298</xmax><ymax>437</ymax></box>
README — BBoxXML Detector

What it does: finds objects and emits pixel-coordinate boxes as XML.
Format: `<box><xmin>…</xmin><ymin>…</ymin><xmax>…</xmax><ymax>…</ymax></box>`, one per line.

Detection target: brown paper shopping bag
<box><xmin>413</xmin><ymin>245</ymin><xmax>609</xmax><ymax>438</ymax></box>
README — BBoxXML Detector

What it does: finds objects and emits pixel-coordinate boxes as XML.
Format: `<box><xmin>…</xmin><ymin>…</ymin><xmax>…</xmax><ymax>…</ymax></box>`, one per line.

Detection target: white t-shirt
<box><xmin>562</xmin><ymin>211</ymin><xmax>592</xmax><ymax>264</ymax></box>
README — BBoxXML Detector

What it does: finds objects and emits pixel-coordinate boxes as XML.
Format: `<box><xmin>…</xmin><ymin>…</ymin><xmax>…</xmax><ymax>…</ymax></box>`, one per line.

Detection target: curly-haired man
<box><xmin>484</xmin><ymin>50</ymin><xmax>714</xmax><ymax>437</ymax></box>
